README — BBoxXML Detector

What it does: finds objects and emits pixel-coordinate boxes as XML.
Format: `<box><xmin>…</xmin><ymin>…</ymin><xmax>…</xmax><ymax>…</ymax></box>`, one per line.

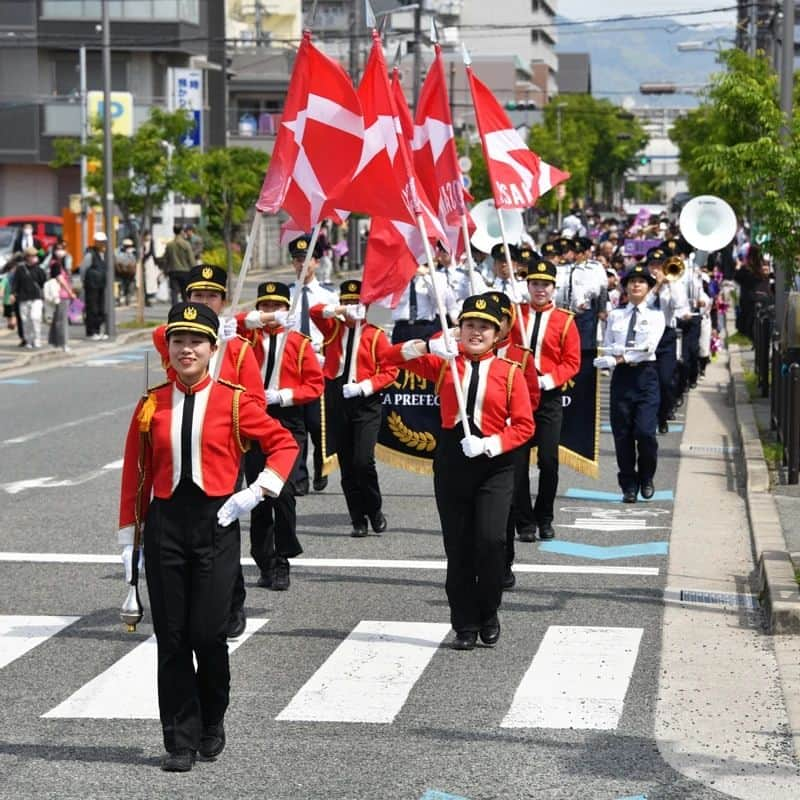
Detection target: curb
<box><xmin>728</xmin><ymin>344</ymin><xmax>800</xmax><ymax>633</ymax></box>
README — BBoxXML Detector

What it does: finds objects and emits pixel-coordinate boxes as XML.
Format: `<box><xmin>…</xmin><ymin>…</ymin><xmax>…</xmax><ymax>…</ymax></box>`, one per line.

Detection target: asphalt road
<box><xmin>0</xmin><ymin>342</ymin><xmax>755</xmax><ymax>799</ymax></box>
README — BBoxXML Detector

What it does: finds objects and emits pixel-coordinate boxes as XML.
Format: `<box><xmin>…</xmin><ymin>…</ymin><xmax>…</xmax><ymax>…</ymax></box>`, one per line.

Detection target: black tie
<box><xmin>179</xmin><ymin>392</ymin><xmax>195</xmax><ymax>485</ymax></box>
<box><xmin>300</xmin><ymin>286</ymin><xmax>310</xmax><ymax>336</ymax></box>
<box><xmin>264</xmin><ymin>332</ymin><xmax>277</xmax><ymax>388</ymax></box>
<box><xmin>626</xmin><ymin>307</ymin><xmax>638</xmax><ymax>347</ymax></box>
<box><xmin>529</xmin><ymin>310</ymin><xmax>543</xmax><ymax>352</ymax></box>
<box><xmin>409</xmin><ymin>278</ymin><xmax>418</xmax><ymax>322</ymax></box>
<box><xmin>567</xmin><ymin>266</ymin><xmax>574</xmax><ymax>307</ymax></box>
<box><xmin>342</xmin><ymin>326</ymin><xmax>355</xmax><ymax>382</ymax></box>
<box><xmin>653</xmin><ymin>291</ymin><xmax>661</xmax><ymax>310</ymax></box>
<box><xmin>465</xmin><ymin>359</ymin><xmax>481</xmax><ymax>435</ymax></box>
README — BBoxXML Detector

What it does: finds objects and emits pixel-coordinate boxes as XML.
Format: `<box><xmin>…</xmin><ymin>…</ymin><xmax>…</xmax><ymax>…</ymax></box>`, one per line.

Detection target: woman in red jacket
<box><xmin>118</xmin><ymin>303</ymin><xmax>298</xmax><ymax>772</ymax></box>
<box><xmin>387</xmin><ymin>294</ymin><xmax>534</xmax><ymax>650</ymax></box>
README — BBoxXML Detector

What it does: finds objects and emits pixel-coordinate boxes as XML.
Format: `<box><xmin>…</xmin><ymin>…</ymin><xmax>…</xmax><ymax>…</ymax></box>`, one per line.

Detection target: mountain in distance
<box><xmin>555</xmin><ymin>15</ymin><xmax>736</xmax><ymax>108</ymax></box>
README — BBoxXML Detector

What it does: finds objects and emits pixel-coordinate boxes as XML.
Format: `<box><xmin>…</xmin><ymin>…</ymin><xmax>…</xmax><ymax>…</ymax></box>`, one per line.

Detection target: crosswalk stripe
<box><xmin>276</xmin><ymin>620</ymin><xmax>450</xmax><ymax>724</ymax></box>
<box><xmin>500</xmin><ymin>626</ymin><xmax>643</xmax><ymax>730</ymax></box>
<box><xmin>42</xmin><ymin>618</ymin><xmax>268</xmax><ymax>719</ymax></box>
<box><xmin>0</xmin><ymin>615</ymin><xmax>79</xmax><ymax>670</ymax></box>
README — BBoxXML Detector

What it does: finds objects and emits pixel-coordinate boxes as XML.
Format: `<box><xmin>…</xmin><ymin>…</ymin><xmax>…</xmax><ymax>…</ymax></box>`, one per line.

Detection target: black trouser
<box><xmin>84</xmin><ymin>286</ymin><xmax>105</xmax><ymax>335</ymax></box>
<box><xmin>144</xmin><ymin>483</ymin><xmax>240</xmax><ymax>754</ymax></box>
<box><xmin>531</xmin><ymin>389</ymin><xmax>563</xmax><ymax>526</ymax></box>
<box><xmin>610</xmin><ymin>362</ymin><xmax>659</xmax><ymax>493</ymax></box>
<box><xmin>332</xmin><ymin>386</ymin><xmax>384</xmax><ymax>524</ymax></box>
<box><xmin>13</xmin><ymin>300</ymin><xmax>24</xmax><ymax>342</ymax></box>
<box><xmin>505</xmin><ymin>439</ymin><xmax>536</xmax><ymax>564</ymax></box>
<box><xmin>168</xmin><ymin>272</ymin><xmax>188</xmax><ymax>305</ymax></box>
<box><xmin>297</xmin><ymin>397</ymin><xmax>324</xmax><ymax>486</ymax></box>
<box><xmin>678</xmin><ymin>315</ymin><xmax>701</xmax><ymax>392</ymax></box>
<box><xmin>655</xmin><ymin>328</ymin><xmax>679</xmax><ymax>425</ymax></box>
<box><xmin>391</xmin><ymin>318</ymin><xmax>441</xmax><ymax>344</ymax></box>
<box><xmin>434</xmin><ymin>429</ymin><xmax>515</xmax><ymax>633</ymax></box>
<box><xmin>573</xmin><ymin>308</ymin><xmax>598</xmax><ymax>351</ymax></box>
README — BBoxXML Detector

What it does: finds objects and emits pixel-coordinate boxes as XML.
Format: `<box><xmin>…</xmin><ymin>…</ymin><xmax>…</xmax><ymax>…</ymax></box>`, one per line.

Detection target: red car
<box><xmin>0</xmin><ymin>215</ymin><xmax>64</xmax><ymax>251</ymax></box>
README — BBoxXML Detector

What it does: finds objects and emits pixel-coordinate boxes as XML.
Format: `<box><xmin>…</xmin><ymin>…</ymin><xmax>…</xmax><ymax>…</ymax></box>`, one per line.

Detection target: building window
<box><xmin>531</xmin><ymin>29</ymin><xmax>540</xmax><ymax>43</ymax></box>
<box><xmin>41</xmin><ymin>0</ymin><xmax>199</xmax><ymax>24</ymax></box>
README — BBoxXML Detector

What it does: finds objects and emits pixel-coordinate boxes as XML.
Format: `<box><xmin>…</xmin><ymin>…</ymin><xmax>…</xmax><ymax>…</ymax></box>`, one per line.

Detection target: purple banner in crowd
<box><xmin>623</xmin><ymin>238</ymin><xmax>662</xmax><ymax>258</ymax></box>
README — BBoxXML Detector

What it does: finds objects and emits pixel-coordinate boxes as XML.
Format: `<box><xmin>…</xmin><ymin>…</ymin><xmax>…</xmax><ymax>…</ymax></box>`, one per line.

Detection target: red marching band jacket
<box><xmin>152</xmin><ymin>324</ymin><xmax>265</xmax><ymax>405</ymax></box>
<box><xmin>117</xmin><ymin>374</ymin><xmax>299</xmax><ymax>543</ymax></box>
<box><xmin>385</xmin><ymin>345</ymin><xmax>534</xmax><ymax>455</ymax></box>
<box><xmin>309</xmin><ymin>305</ymin><xmax>399</xmax><ymax>395</ymax></box>
<box><xmin>510</xmin><ymin>302</ymin><xmax>581</xmax><ymax>390</ymax></box>
<box><xmin>235</xmin><ymin>314</ymin><xmax>324</xmax><ymax>407</ymax></box>
<box><xmin>496</xmin><ymin>340</ymin><xmax>541</xmax><ymax>423</ymax></box>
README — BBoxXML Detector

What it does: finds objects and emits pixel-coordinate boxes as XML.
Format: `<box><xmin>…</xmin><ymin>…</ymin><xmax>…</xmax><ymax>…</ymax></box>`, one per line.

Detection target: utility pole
<box><xmin>749</xmin><ymin>0</ymin><xmax>757</xmax><ymax>57</ymax></box>
<box><xmin>412</xmin><ymin>3</ymin><xmax>422</xmax><ymax>111</ymax></box>
<box><xmin>79</xmin><ymin>45</ymin><xmax>88</xmax><ymax>256</ymax></box>
<box><xmin>348</xmin><ymin>0</ymin><xmax>362</xmax><ymax>266</ymax></box>
<box><xmin>102</xmin><ymin>0</ymin><xmax>116</xmax><ymax>338</ymax></box>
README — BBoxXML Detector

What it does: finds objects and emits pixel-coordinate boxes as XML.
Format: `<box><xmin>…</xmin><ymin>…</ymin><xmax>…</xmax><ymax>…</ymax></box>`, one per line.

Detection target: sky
<box><xmin>557</xmin><ymin>1</ymin><xmax>738</xmax><ymax>27</ymax></box>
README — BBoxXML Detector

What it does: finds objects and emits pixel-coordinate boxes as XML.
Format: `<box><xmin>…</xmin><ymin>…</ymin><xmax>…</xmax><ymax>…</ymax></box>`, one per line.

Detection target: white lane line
<box><xmin>0</xmin><ymin>404</ymin><xmax>134</xmax><ymax>447</ymax></box>
<box><xmin>0</xmin><ymin>553</ymin><xmax>660</xmax><ymax>576</ymax></box>
<box><xmin>501</xmin><ymin>625</ymin><xmax>643</xmax><ymax>730</ymax></box>
<box><xmin>0</xmin><ymin>615</ymin><xmax>80</xmax><ymax>670</ymax></box>
<box><xmin>276</xmin><ymin>620</ymin><xmax>450</xmax><ymax>724</ymax></box>
<box><xmin>1</xmin><ymin>461</ymin><xmax>123</xmax><ymax>494</ymax></box>
<box><xmin>43</xmin><ymin>618</ymin><xmax>268</xmax><ymax>719</ymax></box>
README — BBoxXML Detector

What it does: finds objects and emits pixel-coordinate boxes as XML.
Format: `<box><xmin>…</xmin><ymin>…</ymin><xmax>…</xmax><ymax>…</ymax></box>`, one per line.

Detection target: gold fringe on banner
<box><xmin>375</xmin><ymin>444</ymin><xmax>434</xmax><ymax>476</ymax></box>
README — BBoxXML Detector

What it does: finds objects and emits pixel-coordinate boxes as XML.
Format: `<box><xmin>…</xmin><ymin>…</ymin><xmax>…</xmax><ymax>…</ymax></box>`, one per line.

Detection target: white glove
<box><xmin>342</xmin><ymin>382</ymin><xmax>363</xmax><ymax>399</ymax></box>
<box><xmin>265</xmin><ymin>389</ymin><xmax>281</xmax><ymax>405</ymax></box>
<box><xmin>460</xmin><ymin>434</ymin><xmax>487</xmax><ymax>458</ymax></box>
<box><xmin>273</xmin><ymin>309</ymin><xmax>296</xmax><ymax>328</ymax></box>
<box><xmin>593</xmin><ymin>355</ymin><xmax>617</xmax><ymax>369</ymax></box>
<box><xmin>428</xmin><ymin>336</ymin><xmax>458</xmax><ymax>359</ymax></box>
<box><xmin>121</xmin><ymin>545</ymin><xmax>143</xmax><ymax>583</ymax></box>
<box><xmin>217</xmin><ymin>484</ymin><xmax>263</xmax><ymax>527</ymax></box>
<box><xmin>219</xmin><ymin>317</ymin><xmax>238</xmax><ymax>342</ymax></box>
<box><xmin>611</xmin><ymin>343</ymin><xmax>626</xmax><ymax>357</ymax></box>
<box><xmin>245</xmin><ymin>309</ymin><xmax>264</xmax><ymax>329</ymax></box>
<box><xmin>345</xmin><ymin>303</ymin><xmax>366</xmax><ymax>321</ymax></box>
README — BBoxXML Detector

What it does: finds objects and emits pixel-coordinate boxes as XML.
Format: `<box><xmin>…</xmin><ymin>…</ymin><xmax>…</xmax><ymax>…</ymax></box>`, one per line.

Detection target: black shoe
<box><xmin>368</xmin><ymin>511</ymin><xmax>387</xmax><ymax>533</ymax></box>
<box><xmin>640</xmin><ymin>480</ymin><xmax>655</xmax><ymax>500</ymax></box>
<box><xmin>256</xmin><ymin>568</ymin><xmax>274</xmax><ymax>589</ymax></box>
<box><xmin>538</xmin><ymin>522</ymin><xmax>555</xmax><ymax>540</ymax></box>
<box><xmin>658</xmin><ymin>421</ymin><xmax>669</xmax><ymax>434</ymax></box>
<box><xmin>295</xmin><ymin>479</ymin><xmax>309</xmax><ymax>496</ymax></box>
<box><xmin>517</xmin><ymin>529</ymin><xmax>536</xmax><ymax>543</ymax></box>
<box><xmin>272</xmin><ymin>558</ymin><xmax>290</xmax><ymax>591</ymax></box>
<box><xmin>674</xmin><ymin>395</ymin><xmax>684</xmax><ymax>409</ymax></box>
<box><xmin>667</xmin><ymin>411</ymin><xmax>677</xmax><ymax>421</ymax></box>
<box><xmin>479</xmin><ymin>619</ymin><xmax>501</xmax><ymax>647</ymax></box>
<box><xmin>452</xmin><ymin>630</ymin><xmax>478</xmax><ymax>651</ymax></box>
<box><xmin>312</xmin><ymin>475</ymin><xmax>328</xmax><ymax>492</ymax></box>
<box><xmin>502</xmin><ymin>566</ymin><xmax>516</xmax><ymax>590</ymax></box>
<box><xmin>350</xmin><ymin>519</ymin><xmax>369</xmax><ymax>537</ymax></box>
<box><xmin>199</xmin><ymin>723</ymin><xmax>226</xmax><ymax>761</ymax></box>
<box><xmin>622</xmin><ymin>490</ymin><xmax>638</xmax><ymax>503</ymax></box>
<box><xmin>161</xmin><ymin>749</ymin><xmax>195</xmax><ymax>772</ymax></box>
<box><xmin>226</xmin><ymin>607</ymin><xmax>246</xmax><ymax>639</ymax></box>
<box><xmin>689</xmin><ymin>381</ymin><xmax>697</xmax><ymax>389</ymax></box>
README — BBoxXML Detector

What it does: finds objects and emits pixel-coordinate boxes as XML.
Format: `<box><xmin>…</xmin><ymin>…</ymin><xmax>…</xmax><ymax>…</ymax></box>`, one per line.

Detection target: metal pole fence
<box><xmin>788</xmin><ymin>363</ymin><xmax>800</xmax><ymax>484</ymax></box>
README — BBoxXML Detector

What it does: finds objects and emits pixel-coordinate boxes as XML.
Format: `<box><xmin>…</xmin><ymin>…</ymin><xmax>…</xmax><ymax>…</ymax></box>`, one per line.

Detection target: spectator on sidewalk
<box><xmin>162</xmin><ymin>225</ymin><xmax>194</xmax><ymax>304</ymax></box>
<box><xmin>10</xmin><ymin>246</ymin><xmax>46</xmax><ymax>349</ymax></box>
<box><xmin>2</xmin><ymin>254</ymin><xmax>22</xmax><ymax>338</ymax></box>
<box><xmin>115</xmin><ymin>238</ymin><xmax>137</xmax><ymax>306</ymax></box>
<box><xmin>48</xmin><ymin>243</ymin><xmax>76</xmax><ymax>352</ymax></box>
<box><xmin>141</xmin><ymin>230</ymin><xmax>159</xmax><ymax>306</ymax></box>
<box><xmin>184</xmin><ymin>223</ymin><xmax>204</xmax><ymax>265</ymax></box>
<box><xmin>81</xmin><ymin>233</ymin><xmax>108</xmax><ymax>341</ymax></box>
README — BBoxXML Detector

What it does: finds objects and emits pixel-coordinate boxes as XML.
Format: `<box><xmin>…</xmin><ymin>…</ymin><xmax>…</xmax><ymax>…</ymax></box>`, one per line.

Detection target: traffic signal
<box><xmin>505</xmin><ymin>100</ymin><xmax>537</xmax><ymax>111</ymax></box>
<box><xmin>639</xmin><ymin>155</ymin><xmax>651</xmax><ymax>165</ymax></box>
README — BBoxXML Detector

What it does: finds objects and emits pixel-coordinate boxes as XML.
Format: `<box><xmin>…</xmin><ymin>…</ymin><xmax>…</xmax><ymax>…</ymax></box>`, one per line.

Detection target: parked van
<box><xmin>0</xmin><ymin>215</ymin><xmax>63</xmax><ymax>251</ymax></box>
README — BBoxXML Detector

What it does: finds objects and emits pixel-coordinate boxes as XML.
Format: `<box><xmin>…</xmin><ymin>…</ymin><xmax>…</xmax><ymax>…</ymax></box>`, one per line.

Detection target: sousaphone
<box><xmin>678</xmin><ymin>195</ymin><xmax>737</xmax><ymax>266</ymax></box>
<box><xmin>469</xmin><ymin>198</ymin><xmax>524</xmax><ymax>254</ymax></box>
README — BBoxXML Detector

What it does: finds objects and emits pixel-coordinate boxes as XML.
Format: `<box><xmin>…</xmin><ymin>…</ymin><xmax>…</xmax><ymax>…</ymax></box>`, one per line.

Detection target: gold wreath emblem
<box><xmin>183</xmin><ymin>306</ymin><xmax>198</xmax><ymax>320</ymax></box>
<box><xmin>537</xmin><ymin>263</ymin><xmax>546</xmax><ymax>272</ymax></box>
<box><xmin>202</xmin><ymin>266</ymin><xmax>213</xmax><ymax>279</ymax></box>
<box><xmin>266</xmin><ymin>283</ymin><xmax>276</xmax><ymax>292</ymax></box>
<box><xmin>387</xmin><ymin>411</ymin><xmax>436</xmax><ymax>452</ymax></box>
<box><xmin>475</xmin><ymin>298</ymin><xmax>487</xmax><ymax>310</ymax></box>
<box><xmin>348</xmin><ymin>282</ymin><xmax>357</xmax><ymax>292</ymax></box>
<box><xmin>296</xmin><ymin>239</ymin><xmax>308</xmax><ymax>250</ymax></box>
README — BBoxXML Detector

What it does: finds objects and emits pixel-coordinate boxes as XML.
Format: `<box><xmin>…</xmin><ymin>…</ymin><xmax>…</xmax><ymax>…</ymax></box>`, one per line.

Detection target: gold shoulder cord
<box><xmin>232</xmin><ymin>388</ymin><xmax>250</xmax><ymax>453</ymax></box>
<box><xmin>506</xmin><ymin>362</ymin><xmax>518</xmax><ymax>404</ymax></box>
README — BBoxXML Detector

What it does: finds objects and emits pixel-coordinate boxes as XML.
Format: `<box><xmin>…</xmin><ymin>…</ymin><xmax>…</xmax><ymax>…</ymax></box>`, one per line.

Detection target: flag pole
<box><xmin>496</xmin><ymin>208</ymin><xmax>527</xmax><ymax>343</ymax></box>
<box><xmin>460</xmin><ymin>213</ymin><xmax>479</xmax><ymax>293</ymax></box>
<box><xmin>213</xmin><ymin>212</ymin><xmax>262</xmax><ymax>380</ymax></box>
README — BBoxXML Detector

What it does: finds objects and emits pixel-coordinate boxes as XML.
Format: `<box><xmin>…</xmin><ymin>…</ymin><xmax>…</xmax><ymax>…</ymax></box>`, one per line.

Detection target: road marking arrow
<box><xmin>538</xmin><ymin>541</ymin><xmax>669</xmax><ymax>560</ymax></box>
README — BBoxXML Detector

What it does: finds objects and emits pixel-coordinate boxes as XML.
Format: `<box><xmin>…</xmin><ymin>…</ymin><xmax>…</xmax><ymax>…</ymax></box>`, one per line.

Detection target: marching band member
<box><xmin>151</xmin><ymin>263</ymin><xmax>264</xmax><ymax>638</ymax></box>
<box><xmin>512</xmin><ymin>260</ymin><xmax>581</xmax><ymax>541</ymax></box>
<box><xmin>287</xmin><ymin>235</ymin><xmax>339</xmax><ymax>494</ymax></box>
<box><xmin>236</xmin><ymin>281</ymin><xmax>324</xmax><ymax>590</ymax></box>
<box><xmin>391</xmin><ymin>264</ymin><xmax>459</xmax><ymax>343</ymax></box>
<box><xmin>488</xmin><ymin>243</ymin><xmax>528</xmax><ymax>302</ymax></box>
<box><xmin>387</xmin><ymin>295</ymin><xmax>534</xmax><ymax>650</ymax></box>
<box><xmin>310</xmin><ymin>280</ymin><xmax>399</xmax><ymax>537</ymax></box>
<box><xmin>487</xmin><ymin>291</ymin><xmax>541</xmax><ymax>589</ymax></box>
<box><xmin>118</xmin><ymin>303</ymin><xmax>298</xmax><ymax>772</ymax></box>
<box><xmin>435</xmin><ymin>241</ymin><xmax>489</xmax><ymax>308</ymax></box>
<box><xmin>646</xmin><ymin>247</ymin><xmax>689</xmax><ymax>434</ymax></box>
<box><xmin>593</xmin><ymin>265</ymin><xmax>665</xmax><ymax>503</ymax></box>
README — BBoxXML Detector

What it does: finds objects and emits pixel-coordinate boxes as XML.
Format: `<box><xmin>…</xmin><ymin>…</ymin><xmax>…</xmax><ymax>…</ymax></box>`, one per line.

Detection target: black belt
<box><xmin>394</xmin><ymin>319</ymin><xmax>434</xmax><ymax>324</ymax></box>
<box><xmin>618</xmin><ymin>360</ymin><xmax>656</xmax><ymax>369</ymax></box>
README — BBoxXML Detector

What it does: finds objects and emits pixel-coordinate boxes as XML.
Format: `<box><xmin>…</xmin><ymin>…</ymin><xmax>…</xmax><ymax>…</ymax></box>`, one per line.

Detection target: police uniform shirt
<box><xmin>555</xmin><ymin>260</ymin><xmax>605</xmax><ymax>311</ymax></box>
<box><xmin>289</xmin><ymin>278</ymin><xmax>339</xmax><ymax>353</ymax></box>
<box><xmin>646</xmin><ymin>280</ymin><xmax>690</xmax><ymax>328</ymax></box>
<box><xmin>603</xmin><ymin>302</ymin><xmax>666</xmax><ymax>364</ymax></box>
<box><xmin>489</xmin><ymin>274</ymin><xmax>528</xmax><ymax>306</ymax></box>
<box><xmin>392</xmin><ymin>270</ymin><xmax>458</xmax><ymax>322</ymax></box>
<box><xmin>438</xmin><ymin>265</ymin><xmax>490</xmax><ymax>305</ymax></box>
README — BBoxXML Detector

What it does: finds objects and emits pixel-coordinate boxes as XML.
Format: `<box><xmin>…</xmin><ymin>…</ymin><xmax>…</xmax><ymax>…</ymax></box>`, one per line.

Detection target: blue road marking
<box><xmin>565</xmin><ymin>488</ymin><xmax>674</xmax><ymax>503</ymax></box>
<box><xmin>601</xmin><ymin>423</ymin><xmax>682</xmax><ymax>433</ymax></box>
<box><xmin>0</xmin><ymin>378</ymin><xmax>38</xmax><ymax>385</ymax></box>
<box><xmin>616</xmin><ymin>795</ymin><xmax>647</xmax><ymax>800</ymax></box>
<box><xmin>421</xmin><ymin>792</ymin><xmax>469</xmax><ymax>800</ymax></box>
<box><xmin>539</xmin><ymin>541</ymin><xmax>669</xmax><ymax>560</ymax></box>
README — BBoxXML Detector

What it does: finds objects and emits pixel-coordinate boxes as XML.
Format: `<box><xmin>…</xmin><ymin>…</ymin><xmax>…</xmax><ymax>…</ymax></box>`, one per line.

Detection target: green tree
<box><xmin>177</xmin><ymin>146</ymin><xmax>269</xmax><ymax>272</ymax></box>
<box><xmin>669</xmin><ymin>48</ymin><xmax>800</xmax><ymax>271</ymax></box>
<box><xmin>51</xmin><ymin>107</ymin><xmax>195</xmax><ymax>247</ymax></box>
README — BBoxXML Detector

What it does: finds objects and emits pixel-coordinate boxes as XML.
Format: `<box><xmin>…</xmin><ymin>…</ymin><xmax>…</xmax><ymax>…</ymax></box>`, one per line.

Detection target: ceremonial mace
<box><xmin>120</xmin><ymin>351</ymin><xmax>149</xmax><ymax>631</ymax></box>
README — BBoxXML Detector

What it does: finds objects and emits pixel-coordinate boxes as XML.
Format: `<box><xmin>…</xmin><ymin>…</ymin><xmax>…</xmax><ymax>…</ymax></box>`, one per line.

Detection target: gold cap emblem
<box><xmin>348</xmin><ymin>282</ymin><xmax>357</xmax><ymax>292</ymax></box>
<box><xmin>202</xmin><ymin>266</ymin><xmax>213</xmax><ymax>279</ymax></box>
<box><xmin>183</xmin><ymin>306</ymin><xmax>198</xmax><ymax>320</ymax></box>
<box><xmin>296</xmin><ymin>239</ymin><xmax>308</xmax><ymax>250</ymax></box>
<box><xmin>538</xmin><ymin>263</ymin><xmax>546</xmax><ymax>272</ymax></box>
<box><xmin>475</xmin><ymin>298</ymin><xmax>487</xmax><ymax>310</ymax></box>
<box><xmin>266</xmin><ymin>283</ymin><xmax>276</xmax><ymax>292</ymax></box>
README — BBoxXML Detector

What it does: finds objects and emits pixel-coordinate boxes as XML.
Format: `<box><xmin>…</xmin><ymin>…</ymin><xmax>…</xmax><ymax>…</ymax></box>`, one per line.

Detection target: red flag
<box><xmin>466</xmin><ymin>66</ymin><xmax>570</xmax><ymax>210</ymax></box>
<box><xmin>256</xmin><ymin>32</ymin><xmax>364</xmax><ymax>230</ymax></box>
<box><xmin>412</xmin><ymin>44</ymin><xmax>474</xmax><ymax>254</ymax></box>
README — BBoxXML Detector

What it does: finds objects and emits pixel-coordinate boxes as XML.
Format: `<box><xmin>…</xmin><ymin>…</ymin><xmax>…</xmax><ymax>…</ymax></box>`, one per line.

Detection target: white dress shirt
<box><xmin>603</xmin><ymin>301</ymin><xmax>665</xmax><ymax>364</ymax></box>
<box><xmin>555</xmin><ymin>260</ymin><xmax>606</xmax><ymax>311</ymax></box>
<box><xmin>392</xmin><ymin>271</ymin><xmax>459</xmax><ymax>322</ymax></box>
<box><xmin>646</xmin><ymin>281</ymin><xmax>690</xmax><ymax>328</ymax></box>
<box><xmin>289</xmin><ymin>277</ymin><xmax>338</xmax><ymax>351</ymax></box>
